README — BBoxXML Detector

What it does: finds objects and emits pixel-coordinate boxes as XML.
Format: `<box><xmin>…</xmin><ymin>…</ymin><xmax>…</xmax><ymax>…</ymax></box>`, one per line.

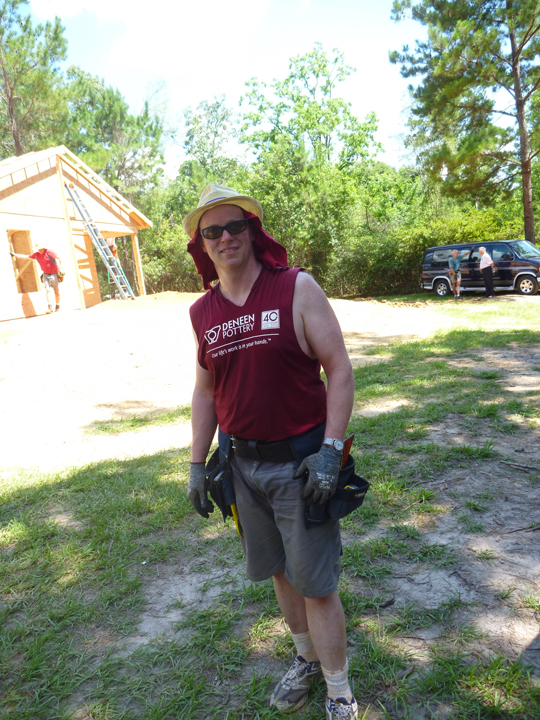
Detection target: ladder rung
<box><xmin>66</xmin><ymin>181</ymin><xmax>135</xmax><ymax>300</ymax></box>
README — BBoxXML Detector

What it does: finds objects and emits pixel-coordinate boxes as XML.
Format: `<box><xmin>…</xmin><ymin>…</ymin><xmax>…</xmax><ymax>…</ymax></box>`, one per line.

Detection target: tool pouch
<box><xmin>304</xmin><ymin>454</ymin><xmax>370</xmax><ymax>528</ymax></box>
<box><xmin>205</xmin><ymin>445</ymin><xmax>234</xmax><ymax>522</ymax></box>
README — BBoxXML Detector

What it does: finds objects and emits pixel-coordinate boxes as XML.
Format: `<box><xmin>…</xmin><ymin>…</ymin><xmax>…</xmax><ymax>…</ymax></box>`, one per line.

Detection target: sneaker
<box><xmin>269</xmin><ymin>655</ymin><xmax>322</xmax><ymax>712</ymax></box>
<box><xmin>55</xmin><ymin>304</ymin><xmax>60</xmax><ymax>311</ymax></box>
<box><xmin>46</xmin><ymin>305</ymin><xmax>53</xmax><ymax>314</ymax></box>
<box><xmin>326</xmin><ymin>696</ymin><xmax>358</xmax><ymax>719</ymax></box>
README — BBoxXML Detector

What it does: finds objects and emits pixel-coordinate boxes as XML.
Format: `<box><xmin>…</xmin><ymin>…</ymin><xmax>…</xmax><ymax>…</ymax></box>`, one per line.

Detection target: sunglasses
<box><xmin>200</xmin><ymin>219</ymin><xmax>250</xmax><ymax>240</ymax></box>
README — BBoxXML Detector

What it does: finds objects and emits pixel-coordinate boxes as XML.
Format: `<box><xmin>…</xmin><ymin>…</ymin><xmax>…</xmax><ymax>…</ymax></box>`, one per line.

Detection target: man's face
<box><xmin>452</xmin><ymin>251</ymin><xmax>458</xmax><ymax>258</ymax></box>
<box><xmin>199</xmin><ymin>204</ymin><xmax>254</xmax><ymax>273</ymax></box>
<box><xmin>479</xmin><ymin>248</ymin><xmax>485</xmax><ymax>256</ymax></box>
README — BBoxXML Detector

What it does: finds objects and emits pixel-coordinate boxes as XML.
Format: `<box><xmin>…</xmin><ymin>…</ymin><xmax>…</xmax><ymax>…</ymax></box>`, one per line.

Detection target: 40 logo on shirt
<box><xmin>261</xmin><ymin>309</ymin><xmax>280</xmax><ymax>329</ymax></box>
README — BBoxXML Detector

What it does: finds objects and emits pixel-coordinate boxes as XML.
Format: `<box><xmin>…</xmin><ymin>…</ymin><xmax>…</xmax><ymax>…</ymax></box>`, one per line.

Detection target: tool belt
<box><xmin>231</xmin><ymin>436</ymin><xmax>296</xmax><ymax>463</ymax></box>
<box><xmin>304</xmin><ymin>454</ymin><xmax>370</xmax><ymax>528</ymax></box>
<box><xmin>213</xmin><ymin>425</ymin><xmax>369</xmax><ymax>535</ymax></box>
<box><xmin>206</xmin><ymin>440</ymin><xmax>243</xmax><ymax>536</ymax></box>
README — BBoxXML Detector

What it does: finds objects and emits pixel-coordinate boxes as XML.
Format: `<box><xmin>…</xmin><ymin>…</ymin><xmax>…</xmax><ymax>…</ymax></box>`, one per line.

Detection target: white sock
<box><xmin>323</xmin><ymin>659</ymin><xmax>353</xmax><ymax>702</ymax></box>
<box><xmin>291</xmin><ymin>631</ymin><xmax>318</xmax><ymax>662</ymax></box>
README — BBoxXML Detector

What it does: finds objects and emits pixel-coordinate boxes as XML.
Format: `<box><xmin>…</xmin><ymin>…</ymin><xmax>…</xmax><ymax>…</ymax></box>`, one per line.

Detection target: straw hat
<box><xmin>182</xmin><ymin>184</ymin><xmax>263</xmax><ymax>239</ymax></box>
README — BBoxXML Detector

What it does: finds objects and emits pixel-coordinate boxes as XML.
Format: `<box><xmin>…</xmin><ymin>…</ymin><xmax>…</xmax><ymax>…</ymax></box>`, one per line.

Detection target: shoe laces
<box><xmin>282</xmin><ymin>655</ymin><xmax>319</xmax><ymax>689</ymax></box>
<box><xmin>281</xmin><ymin>657</ymin><xmax>307</xmax><ymax>687</ymax></box>
<box><xmin>328</xmin><ymin>697</ymin><xmax>356</xmax><ymax>718</ymax></box>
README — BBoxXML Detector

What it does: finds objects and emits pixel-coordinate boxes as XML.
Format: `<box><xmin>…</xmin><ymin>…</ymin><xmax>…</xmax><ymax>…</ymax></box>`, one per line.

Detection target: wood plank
<box><xmin>131</xmin><ymin>233</ymin><xmax>146</xmax><ymax>296</ymax></box>
<box><xmin>56</xmin><ymin>157</ymin><xmax>87</xmax><ymax>310</ymax></box>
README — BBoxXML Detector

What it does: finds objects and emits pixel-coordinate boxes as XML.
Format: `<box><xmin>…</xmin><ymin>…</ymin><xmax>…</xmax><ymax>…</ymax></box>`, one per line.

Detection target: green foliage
<box><xmin>1</xmin><ymin>15</ymin><xmax>532</xmax><ymax>299</ymax></box>
<box><xmin>64</xmin><ymin>67</ymin><xmax>164</xmax><ymax>202</ymax></box>
<box><xmin>183</xmin><ymin>96</ymin><xmax>239</xmax><ymax>179</ymax></box>
<box><xmin>390</xmin><ymin>0</ymin><xmax>540</xmax><ymax>241</ymax></box>
<box><xmin>144</xmin><ymin>41</ymin><xmax>527</xmax><ymax>296</ymax></box>
<box><xmin>237</xmin><ymin>43</ymin><xmax>379</xmax><ymax>281</ymax></box>
<box><xmin>0</xmin><ymin>0</ymin><xmax>67</xmax><ymax>157</ymax></box>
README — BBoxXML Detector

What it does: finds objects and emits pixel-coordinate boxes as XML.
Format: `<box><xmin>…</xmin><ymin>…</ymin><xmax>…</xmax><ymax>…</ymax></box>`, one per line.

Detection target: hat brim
<box><xmin>182</xmin><ymin>196</ymin><xmax>263</xmax><ymax>239</ymax></box>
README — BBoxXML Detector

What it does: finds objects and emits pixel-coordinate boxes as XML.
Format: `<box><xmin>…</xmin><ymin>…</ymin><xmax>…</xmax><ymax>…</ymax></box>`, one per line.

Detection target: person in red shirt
<box><xmin>184</xmin><ymin>185</ymin><xmax>358</xmax><ymax>719</ymax></box>
<box><xmin>10</xmin><ymin>245</ymin><xmax>64</xmax><ymax>313</ymax></box>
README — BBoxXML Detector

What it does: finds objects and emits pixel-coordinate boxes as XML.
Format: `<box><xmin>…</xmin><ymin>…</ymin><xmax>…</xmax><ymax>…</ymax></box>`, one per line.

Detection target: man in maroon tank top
<box><xmin>183</xmin><ymin>185</ymin><xmax>358</xmax><ymax>719</ymax></box>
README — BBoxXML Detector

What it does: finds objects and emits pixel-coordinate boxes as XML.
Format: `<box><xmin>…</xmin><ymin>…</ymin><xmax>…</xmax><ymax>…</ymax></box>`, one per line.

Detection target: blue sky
<box><xmin>30</xmin><ymin>0</ymin><xmax>425</xmax><ymax>172</ymax></box>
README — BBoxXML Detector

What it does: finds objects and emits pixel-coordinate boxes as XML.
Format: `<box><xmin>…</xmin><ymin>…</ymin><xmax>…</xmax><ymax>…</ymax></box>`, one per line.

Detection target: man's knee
<box><xmin>305</xmin><ymin>590</ymin><xmax>339</xmax><ymax>608</ymax></box>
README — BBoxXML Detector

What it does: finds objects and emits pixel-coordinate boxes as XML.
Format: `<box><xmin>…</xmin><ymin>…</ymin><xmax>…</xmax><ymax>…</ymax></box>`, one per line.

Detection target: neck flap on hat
<box><xmin>187</xmin><ymin>212</ymin><xmax>289</xmax><ymax>289</ymax></box>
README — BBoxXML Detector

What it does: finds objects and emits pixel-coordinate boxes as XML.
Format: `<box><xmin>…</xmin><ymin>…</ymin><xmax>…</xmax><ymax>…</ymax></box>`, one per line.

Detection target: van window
<box><xmin>431</xmin><ymin>248</ymin><xmax>453</xmax><ymax>267</ymax></box>
<box><xmin>466</xmin><ymin>247</ymin><xmax>480</xmax><ymax>262</ymax></box>
<box><xmin>491</xmin><ymin>243</ymin><xmax>514</xmax><ymax>261</ymax></box>
<box><xmin>508</xmin><ymin>240</ymin><xmax>540</xmax><ymax>258</ymax></box>
<box><xmin>423</xmin><ymin>251</ymin><xmax>434</xmax><ymax>266</ymax></box>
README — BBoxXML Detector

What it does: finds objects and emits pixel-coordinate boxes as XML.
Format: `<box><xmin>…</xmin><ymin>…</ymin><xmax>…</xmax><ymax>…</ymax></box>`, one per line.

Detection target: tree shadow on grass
<box><xmin>0</xmin><ymin>449</ymin><xmax>228</xmax><ymax>719</ymax></box>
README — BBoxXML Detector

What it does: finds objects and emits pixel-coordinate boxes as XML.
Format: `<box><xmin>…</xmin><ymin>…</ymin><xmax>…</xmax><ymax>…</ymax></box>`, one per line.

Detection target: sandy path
<box><xmin>0</xmin><ymin>293</ymin><xmax>442</xmax><ymax>473</ymax></box>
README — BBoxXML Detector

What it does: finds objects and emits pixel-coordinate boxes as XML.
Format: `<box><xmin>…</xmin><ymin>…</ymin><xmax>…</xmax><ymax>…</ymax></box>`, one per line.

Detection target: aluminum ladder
<box><xmin>64</xmin><ymin>182</ymin><xmax>135</xmax><ymax>300</ymax></box>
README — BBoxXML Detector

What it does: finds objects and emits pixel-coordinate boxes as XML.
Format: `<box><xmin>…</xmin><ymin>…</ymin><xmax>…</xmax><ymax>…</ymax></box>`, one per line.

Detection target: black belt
<box><xmin>231</xmin><ymin>436</ymin><xmax>296</xmax><ymax>463</ymax></box>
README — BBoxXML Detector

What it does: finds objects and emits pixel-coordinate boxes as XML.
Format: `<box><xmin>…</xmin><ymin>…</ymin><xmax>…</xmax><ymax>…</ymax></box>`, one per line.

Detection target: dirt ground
<box><xmin>0</xmin><ymin>292</ymin><xmax>445</xmax><ymax>472</ymax></box>
<box><xmin>2</xmin><ymin>291</ymin><xmax>540</xmax><ymax>713</ymax></box>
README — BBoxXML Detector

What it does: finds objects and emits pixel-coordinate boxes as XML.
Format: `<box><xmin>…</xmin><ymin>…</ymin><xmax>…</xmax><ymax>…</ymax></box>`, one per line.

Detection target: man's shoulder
<box><xmin>293</xmin><ymin>270</ymin><xmax>330</xmax><ymax>310</ymax></box>
<box><xmin>294</xmin><ymin>269</ymin><xmax>324</xmax><ymax>293</ymax></box>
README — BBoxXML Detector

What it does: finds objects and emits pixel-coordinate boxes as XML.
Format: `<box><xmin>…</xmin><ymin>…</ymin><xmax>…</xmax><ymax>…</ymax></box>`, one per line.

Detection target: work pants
<box><xmin>482</xmin><ymin>266</ymin><xmax>494</xmax><ymax>297</ymax></box>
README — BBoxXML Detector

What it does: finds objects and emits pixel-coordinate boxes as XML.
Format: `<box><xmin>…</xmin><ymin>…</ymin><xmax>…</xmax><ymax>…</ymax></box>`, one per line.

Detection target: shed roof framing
<box><xmin>0</xmin><ymin>146</ymin><xmax>152</xmax><ymax>229</ymax></box>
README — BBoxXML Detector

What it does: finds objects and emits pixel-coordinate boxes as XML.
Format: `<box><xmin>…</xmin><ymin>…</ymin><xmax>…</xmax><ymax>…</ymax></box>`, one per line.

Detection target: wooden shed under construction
<box><xmin>0</xmin><ymin>146</ymin><xmax>152</xmax><ymax>322</ymax></box>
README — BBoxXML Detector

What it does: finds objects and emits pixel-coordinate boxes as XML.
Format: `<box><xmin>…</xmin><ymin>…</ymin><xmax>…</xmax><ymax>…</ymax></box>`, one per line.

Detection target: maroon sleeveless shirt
<box><xmin>190</xmin><ymin>267</ymin><xmax>327</xmax><ymax>441</ymax></box>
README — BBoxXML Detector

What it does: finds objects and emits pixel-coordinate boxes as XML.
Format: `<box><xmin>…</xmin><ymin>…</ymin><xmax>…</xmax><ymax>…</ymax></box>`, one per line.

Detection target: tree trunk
<box><xmin>120</xmin><ymin>236</ymin><xmax>138</xmax><ymax>295</ymax></box>
<box><xmin>509</xmin><ymin>18</ymin><xmax>535</xmax><ymax>243</ymax></box>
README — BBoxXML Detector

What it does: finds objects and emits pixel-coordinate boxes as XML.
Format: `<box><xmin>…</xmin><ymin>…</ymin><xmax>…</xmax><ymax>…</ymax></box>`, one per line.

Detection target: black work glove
<box><xmin>294</xmin><ymin>444</ymin><xmax>342</xmax><ymax>506</ymax></box>
<box><xmin>188</xmin><ymin>462</ymin><xmax>214</xmax><ymax>519</ymax></box>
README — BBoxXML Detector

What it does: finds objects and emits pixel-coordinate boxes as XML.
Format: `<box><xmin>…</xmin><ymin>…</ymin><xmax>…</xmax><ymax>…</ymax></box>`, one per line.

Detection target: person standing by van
<box><xmin>479</xmin><ymin>247</ymin><xmax>495</xmax><ymax>298</ymax></box>
<box><xmin>448</xmin><ymin>249</ymin><xmax>462</xmax><ymax>298</ymax></box>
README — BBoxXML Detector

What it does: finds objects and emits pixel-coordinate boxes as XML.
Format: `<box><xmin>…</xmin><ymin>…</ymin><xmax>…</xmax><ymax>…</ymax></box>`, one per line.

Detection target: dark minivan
<box><xmin>421</xmin><ymin>240</ymin><xmax>540</xmax><ymax>296</ymax></box>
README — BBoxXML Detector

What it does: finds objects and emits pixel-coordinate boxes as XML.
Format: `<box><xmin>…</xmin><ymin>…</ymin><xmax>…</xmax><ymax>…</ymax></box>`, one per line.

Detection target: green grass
<box><xmin>3</xmin><ymin>316</ymin><xmax>540</xmax><ymax>719</ymax></box>
<box><xmin>86</xmin><ymin>405</ymin><xmax>191</xmax><ymax>434</ymax></box>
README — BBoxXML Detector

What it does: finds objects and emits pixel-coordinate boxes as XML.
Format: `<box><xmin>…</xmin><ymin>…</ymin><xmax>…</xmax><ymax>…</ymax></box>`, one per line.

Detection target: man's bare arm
<box><xmin>191</xmin><ymin>334</ymin><xmax>217</xmax><ymax>463</ymax></box>
<box><xmin>293</xmin><ymin>272</ymin><xmax>354</xmax><ymax>439</ymax></box>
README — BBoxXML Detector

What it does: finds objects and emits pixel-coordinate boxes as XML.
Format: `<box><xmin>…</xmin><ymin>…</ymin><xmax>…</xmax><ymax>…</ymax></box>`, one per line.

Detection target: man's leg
<box><xmin>482</xmin><ymin>268</ymin><xmax>489</xmax><ymax>296</ymax></box>
<box><xmin>305</xmin><ymin>591</ymin><xmax>346</xmax><ymax>671</ymax></box>
<box><xmin>273</xmin><ymin>568</ymin><xmax>308</xmax><ymax>635</ymax></box>
<box><xmin>44</xmin><ymin>276</ymin><xmax>55</xmax><ymax>312</ymax></box>
<box><xmin>273</xmin><ymin>571</ymin><xmax>346</xmax><ymax>670</ymax></box>
<box><xmin>452</xmin><ymin>281</ymin><xmax>458</xmax><ymax>297</ymax></box>
<box><xmin>51</xmin><ymin>277</ymin><xmax>60</xmax><ymax>310</ymax></box>
<box><xmin>456</xmin><ymin>278</ymin><xmax>461</xmax><ymax>297</ymax></box>
<box><xmin>272</xmin><ymin>570</ymin><xmax>356</xmax><ymax>717</ymax></box>
<box><xmin>487</xmin><ymin>268</ymin><xmax>494</xmax><ymax>296</ymax></box>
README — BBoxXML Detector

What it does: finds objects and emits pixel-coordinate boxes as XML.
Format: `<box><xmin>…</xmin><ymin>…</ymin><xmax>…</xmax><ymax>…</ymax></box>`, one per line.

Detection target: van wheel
<box><xmin>434</xmin><ymin>279</ymin><xmax>451</xmax><ymax>297</ymax></box>
<box><xmin>516</xmin><ymin>276</ymin><xmax>537</xmax><ymax>295</ymax></box>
